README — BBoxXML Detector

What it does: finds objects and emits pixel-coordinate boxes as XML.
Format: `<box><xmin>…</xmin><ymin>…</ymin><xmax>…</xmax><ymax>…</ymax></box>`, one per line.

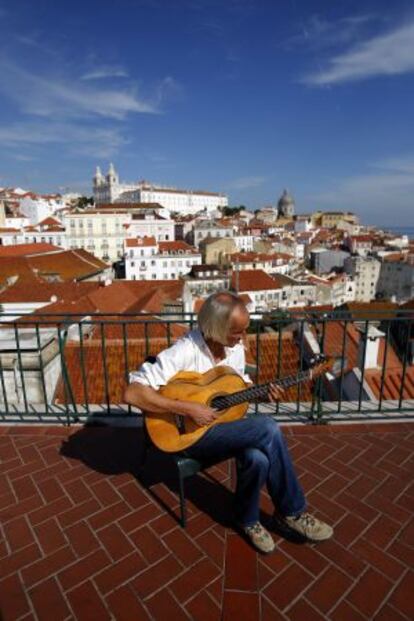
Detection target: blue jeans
<box><xmin>184</xmin><ymin>416</ymin><xmax>306</xmax><ymax>527</ymax></box>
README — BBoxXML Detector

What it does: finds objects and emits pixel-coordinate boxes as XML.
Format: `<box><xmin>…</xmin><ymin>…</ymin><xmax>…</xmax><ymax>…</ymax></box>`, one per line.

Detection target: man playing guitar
<box><xmin>125</xmin><ymin>291</ymin><xmax>333</xmax><ymax>553</ymax></box>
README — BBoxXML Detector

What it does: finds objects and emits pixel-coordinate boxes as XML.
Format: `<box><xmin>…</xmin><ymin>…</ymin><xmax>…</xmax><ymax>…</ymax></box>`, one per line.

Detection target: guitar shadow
<box><xmin>60</xmin><ymin>422</ymin><xmax>308</xmax><ymax>543</ymax></box>
<box><xmin>59</xmin><ymin>423</ymin><xmax>235</xmax><ymax>528</ymax></box>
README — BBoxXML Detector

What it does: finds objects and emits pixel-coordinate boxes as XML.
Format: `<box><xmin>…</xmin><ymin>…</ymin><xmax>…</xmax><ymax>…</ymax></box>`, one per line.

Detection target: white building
<box><xmin>93</xmin><ymin>164</ymin><xmax>228</xmax><ymax>215</ymax></box>
<box><xmin>233</xmin><ymin>234</ymin><xmax>255</xmax><ymax>252</ymax></box>
<box><xmin>193</xmin><ymin>220</ymin><xmax>235</xmax><ymax>247</ymax></box>
<box><xmin>64</xmin><ymin>208</ymin><xmax>129</xmax><ymax>261</ymax></box>
<box><xmin>19</xmin><ymin>196</ymin><xmax>65</xmax><ymax>225</ymax></box>
<box><xmin>125</xmin><ymin>238</ymin><xmax>201</xmax><ymax>281</ymax></box>
<box><xmin>125</xmin><ymin>212</ymin><xmax>175</xmax><ymax>242</ymax></box>
<box><xmin>344</xmin><ymin>256</ymin><xmax>381</xmax><ymax>302</ymax></box>
<box><xmin>377</xmin><ymin>255</ymin><xmax>414</xmax><ymax>302</ymax></box>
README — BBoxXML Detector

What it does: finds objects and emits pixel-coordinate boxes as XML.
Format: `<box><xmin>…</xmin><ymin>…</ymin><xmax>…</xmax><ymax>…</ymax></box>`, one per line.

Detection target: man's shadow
<box><xmin>60</xmin><ymin>423</ymin><xmax>306</xmax><ymax>542</ymax></box>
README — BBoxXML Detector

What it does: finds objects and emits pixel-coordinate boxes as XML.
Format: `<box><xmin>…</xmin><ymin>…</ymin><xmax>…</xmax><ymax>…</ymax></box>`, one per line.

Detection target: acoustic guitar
<box><xmin>144</xmin><ymin>354</ymin><xmax>333</xmax><ymax>452</ymax></box>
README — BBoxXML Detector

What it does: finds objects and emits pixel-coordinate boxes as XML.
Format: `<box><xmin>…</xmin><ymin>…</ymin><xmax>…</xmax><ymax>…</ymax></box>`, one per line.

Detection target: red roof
<box><xmin>158</xmin><ymin>241</ymin><xmax>197</xmax><ymax>253</ymax></box>
<box><xmin>125</xmin><ymin>236</ymin><xmax>157</xmax><ymax>247</ymax></box>
<box><xmin>231</xmin><ymin>270</ymin><xmax>286</xmax><ymax>292</ymax></box>
<box><xmin>0</xmin><ymin>243</ymin><xmax>61</xmax><ymax>257</ymax></box>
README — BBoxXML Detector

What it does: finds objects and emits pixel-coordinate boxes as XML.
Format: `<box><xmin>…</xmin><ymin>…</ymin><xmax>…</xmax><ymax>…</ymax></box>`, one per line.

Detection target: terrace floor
<box><xmin>0</xmin><ymin>421</ymin><xmax>413</xmax><ymax>621</ymax></box>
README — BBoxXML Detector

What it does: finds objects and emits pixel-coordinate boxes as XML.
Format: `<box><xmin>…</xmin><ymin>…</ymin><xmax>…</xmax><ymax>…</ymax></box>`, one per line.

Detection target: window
<box><xmin>131</xmin><ymin>261</ymin><xmax>135</xmax><ymax>267</ymax></box>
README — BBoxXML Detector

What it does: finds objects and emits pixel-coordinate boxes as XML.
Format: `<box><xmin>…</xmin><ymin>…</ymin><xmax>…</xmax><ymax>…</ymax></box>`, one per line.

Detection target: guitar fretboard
<box><xmin>211</xmin><ymin>369</ymin><xmax>312</xmax><ymax>411</ymax></box>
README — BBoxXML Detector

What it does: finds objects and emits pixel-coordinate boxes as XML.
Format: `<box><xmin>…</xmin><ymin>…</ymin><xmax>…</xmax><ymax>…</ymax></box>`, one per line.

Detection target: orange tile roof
<box><xmin>0</xmin><ymin>243</ymin><xmax>61</xmax><ymax>257</ymax></box>
<box><xmin>365</xmin><ymin>367</ymin><xmax>414</xmax><ymax>400</ymax></box>
<box><xmin>231</xmin><ymin>270</ymin><xmax>284</xmax><ymax>291</ymax></box>
<box><xmin>158</xmin><ymin>241</ymin><xmax>197</xmax><ymax>253</ymax></box>
<box><xmin>230</xmin><ymin>252</ymin><xmax>292</xmax><ymax>263</ymax></box>
<box><xmin>125</xmin><ymin>236</ymin><xmax>157</xmax><ymax>247</ymax></box>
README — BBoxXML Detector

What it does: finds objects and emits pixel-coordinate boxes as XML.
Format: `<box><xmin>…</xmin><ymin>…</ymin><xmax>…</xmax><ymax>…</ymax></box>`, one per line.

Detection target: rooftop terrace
<box><xmin>0</xmin><ymin>422</ymin><xmax>412</xmax><ymax>621</ymax></box>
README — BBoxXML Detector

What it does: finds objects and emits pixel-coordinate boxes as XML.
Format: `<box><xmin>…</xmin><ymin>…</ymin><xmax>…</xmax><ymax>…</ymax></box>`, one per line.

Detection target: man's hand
<box><xmin>184</xmin><ymin>403</ymin><xmax>218</xmax><ymax>427</ymax></box>
<box><xmin>268</xmin><ymin>383</ymin><xmax>285</xmax><ymax>403</ymax></box>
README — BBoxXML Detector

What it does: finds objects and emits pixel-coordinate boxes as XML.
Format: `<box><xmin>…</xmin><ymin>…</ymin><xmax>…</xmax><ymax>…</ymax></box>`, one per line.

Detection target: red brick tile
<box><xmin>258</xmin><ymin>560</ymin><xmax>276</xmax><ymax>589</ymax></box>
<box><xmin>305</xmin><ymin>565</ymin><xmax>352</xmax><ymax>614</ymax></box>
<box><xmin>58</xmin><ymin>549</ymin><xmax>110</xmax><ymax>591</ymax></box>
<box><xmin>94</xmin><ymin>551</ymin><xmax>147</xmax><ymax>595</ymax></box>
<box><xmin>129</xmin><ymin>525</ymin><xmax>169</xmax><ymax>564</ymax></box>
<box><xmin>195</xmin><ymin>528</ymin><xmax>224</xmax><ymax>568</ymax></box>
<box><xmin>184</xmin><ymin>512</ymin><xmax>216</xmax><ymax>538</ymax></box>
<box><xmin>91</xmin><ymin>479</ymin><xmax>122</xmax><ymax>506</ymax></box>
<box><xmin>11</xmin><ymin>475</ymin><xmax>38</xmax><ymax>501</ymax></box>
<box><xmin>364</xmin><ymin>514</ymin><xmax>403</xmax><ymax>549</ymax></box>
<box><xmin>346</xmin><ymin>567</ymin><xmax>394</xmax><ymax>618</ymax></box>
<box><xmin>279</xmin><ymin>541</ymin><xmax>327</xmax><ymax>576</ymax></box>
<box><xmin>106</xmin><ymin>584</ymin><xmax>151</xmax><ymax>621</ymax></box>
<box><xmin>87</xmin><ymin>500</ymin><xmax>132</xmax><ymax>531</ymax></box>
<box><xmin>3</xmin><ymin>516</ymin><xmax>34</xmax><ymax>551</ymax></box>
<box><xmin>344</xmin><ymin>473</ymin><xmax>380</xmax><ymax>500</ymax></box>
<box><xmin>373</xmin><ymin>603</ymin><xmax>410</xmax><ymax>621</ymax></box>
<box><xmin>351</xmin><ymin>538</ymin><xmax>406</xmax><ymax>581</ymax></box>
<box><xmin>27</xmin><ymin>495</ymin><xmax>73</xmax><ymax>527</ymax></box>
<box><xmin>150</xmin><ymin>512</ymin><xmax>181</xmax><ymax>536</ymax></box>
<box><xmin>286</xmin><ymin>598</ymin><xmax>326</xmax><ymax>621</ymax></box>
<box><xmin>99</xmin><ymin>523</ymin><xmax>135</xmax><ymax>561</ymax></box>
<box><xmin>316</xmin><ymin>539</ymin><xmax>367</xmax><ymax>578</ymax></box>
<box><xmin>57</xmin><ymin>498</ymin><xmax>101</xmax><ymax>528</ymax></box>
<box><xmin>388</xmin><ymin>570</ymin><xmax>414</xmax><ymax>619</ymax></box>
<box><xmin>146</xmin><ymin>588</ymin><xmax>190</xmax><ymax>620</ymax></box>
<box><xmin>206</xmin><ymin>575</ymin><xmax>223</xmax><ymax>606</ymax></box>
<box><xmin>334</xmin><ymin>511</ymin><xmax>369</xmax><ymax>547</ymax></box>
<box><xmin>0</xmin><ymin>543</ymin><xmax>42</xmax><ymax>579</ymax></box>
<box><xmin>0</xmin><ymin>573</ymin><xmax>31</xmax><ymax>621</ymax></box>
<box><xmin>307</xmin><ymin>490</ymin><xmax>347</xmax><ymax>523</ymax></box>
<box><xmin>29</xmin><ymin>577</ymin><xmax>71</xmax><ymax>621</ymax></box>
<box><xmin>118</xmin><ymin>481</ymin><xmax>149</xmax><ymax>509</ymax></box>
<box><xmin>0</xmin><ymin>493</ymin><xmax>45</xmax><ymax>524</ymax></box>
<box><xmin>163</xmin><ymin>528</ymin><xmax>204</xmax><ymax>566</ymax></box>
<box><xmin>170</xmin><ymin>557</ymin><xmax>219</xmax><ymax>603</ymax></box>
<box><xmin>62</xmin><ymin>478</ymin><xmax>91</xmax><ymax>504</ymax></box>
<box><xmin>131</xmin><ymin>554</ymin><xmax>184</xmax><ymax>599</ymax></box>
<box><xmin>118</xmin><ymin>501</ymin><xmax>161</xmax><ymax>533</ymax></box>
<box><xmin>225</xmin><ymin>534</ymin><xmax>257</xmax><ymax>591</ymax></box>
<box><xmin>64</xmin><ymin>521</ymin><xmax>99</xmax><ymax>557</ymax></box>
<box><xmin>21</xmin><ymin>545</ymin><xmax>77</xmax><ymax>588</ymax></box>
<box><xmin>263</xmin><ymin>562</ymin><xmax>313</xmax><ymax>611</ymax></box>
<box><xmin>185</xmin><ymin>590</ymin><xmax>221</xmax><ymax>621</ymax></box>
<box><xmin>260</xmin><ymin>595</ymin><xmax>287</xmax><ymax>621</ymax></box>
<box><xmin>36</xmin><ymin>477</ymin><xmax>66</xmax><ymax>503</ymax></box>
<box><xmin>329</xmin><ymin>599</ymin><xmax>368</xmax><ymax>621</ymax></box>
<box><xmin>334</xmin><ymin>490</ymin><xmax>379</xmax><ymax>523</ymax></box>
<box><xmin>34</xmin><ymin>518</ymin><xmax>68</xmax><ymax>555</ymax></box>
<box><xmin>66</xmin><ymin>580</ymin><xmax>111</xmax><ymax>621</ymax></box>
<box><xmin>399</xmin><ymin>519</ymin><xmax>414</xmax><ymax>547</ymax></box>
<box><xmin>365</xmin><ymin>492</ymin><xmax>411</xmax><ymax>525</ymax></box>
<box><xmin>222</xmin><ymin>591</ymin><xmax>260</xmax><ymax>621</ymax></box>
<box><xmin>387</xmin><ymin>539</ymin><xmax>414</xmax><ymax>569</ymax></box>
<box><xmin>261</xmin><ymin>546</ymin><xmax>292</xmax><ymax>575</ymax></box>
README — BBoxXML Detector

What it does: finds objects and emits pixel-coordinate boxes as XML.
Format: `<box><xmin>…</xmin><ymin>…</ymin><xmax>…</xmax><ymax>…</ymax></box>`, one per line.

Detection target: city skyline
<box><xmin>0</xmin><ymin>0</ymin><xmax>413</xmax><ymax>225</ymax></box>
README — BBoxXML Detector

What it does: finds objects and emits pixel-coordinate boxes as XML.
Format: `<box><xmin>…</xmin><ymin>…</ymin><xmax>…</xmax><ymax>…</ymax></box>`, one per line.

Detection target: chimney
<box><xmin>357</xmin><ymin>325</ymin><xmax>384</xmax><ymax>370</ymax></box>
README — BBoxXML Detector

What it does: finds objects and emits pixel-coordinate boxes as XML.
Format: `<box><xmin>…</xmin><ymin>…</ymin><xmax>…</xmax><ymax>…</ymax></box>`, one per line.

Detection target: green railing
<box><xmin>0</xmin><ymin>309</ymin><xmax>413</xmax><ymax>424</ymax></box>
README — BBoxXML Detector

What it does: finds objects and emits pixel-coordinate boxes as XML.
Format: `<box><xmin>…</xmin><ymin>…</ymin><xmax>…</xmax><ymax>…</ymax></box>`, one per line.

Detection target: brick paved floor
<box><xmin>0</xmin><ymin>421</ymin><xmax>413</xmax><ymax>621</ymax></box>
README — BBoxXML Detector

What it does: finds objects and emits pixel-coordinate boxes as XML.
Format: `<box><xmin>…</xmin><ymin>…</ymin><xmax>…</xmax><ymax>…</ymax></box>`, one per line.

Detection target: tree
<box><xmin>76</xmin><ymin>196</ymin><xmax>94</xmax><ymax>209</ymax></box>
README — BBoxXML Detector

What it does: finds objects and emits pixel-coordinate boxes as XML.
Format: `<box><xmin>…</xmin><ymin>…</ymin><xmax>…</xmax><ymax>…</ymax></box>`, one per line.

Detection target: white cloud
<box><xmin>0</xmin><ymin>61</ymin><xmax>161</xmax><ymax>119</ymax></box>
<box><xmin>0</xmin><ymin>122</ymin><xmax>128</xmax><ymax>158</ymax></box>
<box><xmin>226</xmin><ymin>175</ymin><xmax>266</xmax><ymax>190</ymax></box>
<box><xmin>81</xmin><ymin>66</ymin><xmax>129</xmax><ymax>80</ymax></box>
<box><xmin>308</xmin><ymin>155</ymin><xmax>414</xmax><ymax>224</ymax></box>
<box><xmin>302</xmin><ymin>20</ymin><xmax>414</xmax><ymax>85</ymax></box>
<box><xmin>285</xmin><ymin>14</ymin><xmax>376</xmax><ymax>51</ymax></box>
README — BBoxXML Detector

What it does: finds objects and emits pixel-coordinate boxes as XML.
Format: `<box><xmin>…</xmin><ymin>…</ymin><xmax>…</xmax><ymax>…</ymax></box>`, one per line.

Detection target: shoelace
<box><xmin>246</xmin><ymin>523</ymin><xmax>264</xmax><ymax>535</ymax></box>
<box><xmin>296</xmin><ymin>512</ymin><xmax>316</xmax><ymax>527</ymax></box>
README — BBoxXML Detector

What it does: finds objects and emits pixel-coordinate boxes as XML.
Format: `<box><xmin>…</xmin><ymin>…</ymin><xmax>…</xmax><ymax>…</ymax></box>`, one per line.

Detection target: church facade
<box><xmin>93</xmin><ymin>164</ymin><xmax>228</xmax><ymax>216</ymax></box>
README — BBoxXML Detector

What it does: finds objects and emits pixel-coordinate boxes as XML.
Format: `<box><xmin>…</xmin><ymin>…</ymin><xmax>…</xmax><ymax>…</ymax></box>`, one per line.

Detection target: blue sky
<box><xmin>0</xmin><ymin>0</ymin><xmax>414</xmax><ymax>225</ymax></box>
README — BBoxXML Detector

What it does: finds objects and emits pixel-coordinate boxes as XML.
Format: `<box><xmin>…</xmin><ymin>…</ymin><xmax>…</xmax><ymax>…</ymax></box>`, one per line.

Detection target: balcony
<box><xmin>0</xmin><ymin>310</ymin><xmax>413</xmax><ymax>620</ymax></box>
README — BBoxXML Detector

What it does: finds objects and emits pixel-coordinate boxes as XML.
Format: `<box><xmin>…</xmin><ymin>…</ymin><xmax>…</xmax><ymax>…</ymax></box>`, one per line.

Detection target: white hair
<box><xmin>197</xmin><ymin>291</ymin><xmax>247</xmax><ymax>345</ymax></box>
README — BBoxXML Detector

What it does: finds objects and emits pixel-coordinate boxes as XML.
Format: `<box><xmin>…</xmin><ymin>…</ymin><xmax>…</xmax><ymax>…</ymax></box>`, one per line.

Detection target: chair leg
<box><xmin>178</xmin><ymin>471</ymin><xmax>187</xmax><ymax>528</ymax></box>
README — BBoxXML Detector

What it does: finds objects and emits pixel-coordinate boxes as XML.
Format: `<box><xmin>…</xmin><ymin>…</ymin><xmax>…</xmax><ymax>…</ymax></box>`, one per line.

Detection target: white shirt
<box><xmin>129</xmin><ymin>328</ymin><xmax>251</xmax><ymax>390</ymax></box>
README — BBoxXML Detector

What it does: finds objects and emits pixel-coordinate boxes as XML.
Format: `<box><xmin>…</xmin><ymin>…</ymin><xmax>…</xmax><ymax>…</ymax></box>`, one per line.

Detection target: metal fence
<box><xmin>0</xmin><ymin>309</ymin><xmax>413</xmax><ymax>425</ymax></box>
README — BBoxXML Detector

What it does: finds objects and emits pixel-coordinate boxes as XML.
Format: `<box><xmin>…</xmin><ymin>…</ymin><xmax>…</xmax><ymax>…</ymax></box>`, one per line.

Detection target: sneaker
<box><xmin>242</xmin><ymin>522</ymin><xmax>275</xmax><ymax>554</ymax></box>
<box><xmin>284</xmin><ymin>512</ymin><xmax>333</xmax><ymax>541</ymax></box>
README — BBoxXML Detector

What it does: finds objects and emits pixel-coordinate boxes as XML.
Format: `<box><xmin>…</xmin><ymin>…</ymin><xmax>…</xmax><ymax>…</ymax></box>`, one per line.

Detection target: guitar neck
<box><xmin>212</xmin><ymin>368</ymin><xmax>313</xmax><ymax>410</ymax></box>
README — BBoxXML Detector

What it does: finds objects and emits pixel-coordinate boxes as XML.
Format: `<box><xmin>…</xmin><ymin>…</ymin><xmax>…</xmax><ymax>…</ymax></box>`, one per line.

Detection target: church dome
<box><xmin>278</xmin><ymin>189</ymin><xmax>294</xmax><ymax>208</ymax></box>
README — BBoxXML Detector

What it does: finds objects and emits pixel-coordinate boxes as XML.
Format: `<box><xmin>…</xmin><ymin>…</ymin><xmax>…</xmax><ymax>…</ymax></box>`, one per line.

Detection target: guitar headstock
<box><xmin>308</xmin><ymin>354</ymin><xmax>335</xmax><ymax>379</ymax></box>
